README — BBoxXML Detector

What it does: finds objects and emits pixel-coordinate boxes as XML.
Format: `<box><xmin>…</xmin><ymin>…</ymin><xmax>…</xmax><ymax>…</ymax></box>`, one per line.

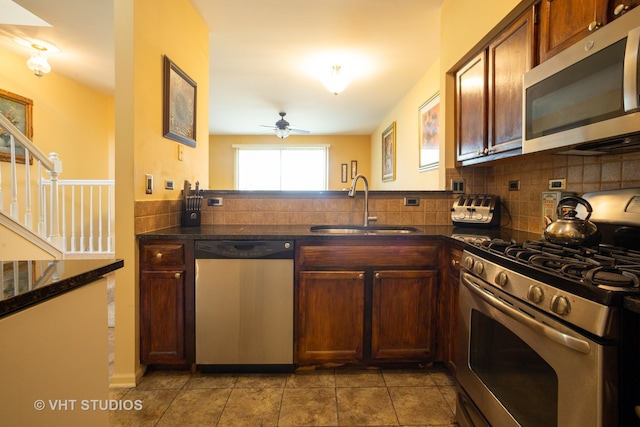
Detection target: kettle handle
<box><xmin>556</xmin><ymin>196</ymin><xmax>593</xmax><ymax>221</ymax></box>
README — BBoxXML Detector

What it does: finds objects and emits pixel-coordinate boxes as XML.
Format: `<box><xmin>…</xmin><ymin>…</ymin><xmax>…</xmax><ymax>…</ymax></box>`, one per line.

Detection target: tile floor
<box><xmin>109</xmin><ymin>366</ymin><xmax>458</xmax><ymax>426</ymax></box>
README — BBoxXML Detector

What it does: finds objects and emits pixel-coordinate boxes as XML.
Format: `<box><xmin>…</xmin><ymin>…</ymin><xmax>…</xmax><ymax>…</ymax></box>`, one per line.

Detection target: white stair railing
<box><xmin>40</xmin><ymin>179</ymin><xmax>115</xmax><ymax>257</ymax></box>
<box><xmin>0</xmin><ymin>113</ymin><xmax>115</xmax><ymax>258</ymax></box>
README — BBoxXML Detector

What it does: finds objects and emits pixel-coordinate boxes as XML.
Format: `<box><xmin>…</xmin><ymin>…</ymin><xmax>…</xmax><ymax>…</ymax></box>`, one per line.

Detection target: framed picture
<box><xmin>0</xmin><ymin>89</ymin><xmax>33</xmax><ymax>164</ymax></box>
<box><xmin>382</xmin><ymin>121</ymin><xmax>396</xmax><ymax>182</ymax></box>
<box><xmin>341</xmin><ymin>163</ymin><xmax>348</xmax><ymax>183</ymax></box>
<box><xmin>419</xmin><ymin>93</ymin><xmax>440</xmax><ymax>171</ymax></box>
<box><xmin>350</xmin><ymin>160</ymin><xmax>358</xmax><ymax>179</ymax></box>
<box><xmin>163</xmin><ymin>55</ymin><xmax>197</xmax><ymax>147</ymax></box>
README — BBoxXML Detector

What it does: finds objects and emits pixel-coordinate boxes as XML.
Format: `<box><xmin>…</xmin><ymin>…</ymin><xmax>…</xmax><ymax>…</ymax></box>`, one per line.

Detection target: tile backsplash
<box><xmin>448</xmin><ymin>151</ymin><xmax>640</xmax><ymax>234</ymax></box>
<box><xmin>135</xmin><ymin>151</ymin><xmax>640</xmax><ymax>235</ymax></box>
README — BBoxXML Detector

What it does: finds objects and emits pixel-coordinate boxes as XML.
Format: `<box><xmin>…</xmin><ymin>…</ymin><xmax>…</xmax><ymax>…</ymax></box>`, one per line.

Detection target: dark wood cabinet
<box><xmin>455</xmin><ymin>8</ymin><xmax>534</xmax><ymax>166</ymax></box>
<box><xmin>371</xmin><ymin>270</ymin><xmax>437</xmax><ymax>361</ymax></box>
<box><xmin>297</xmin><ymin>271</ymin><xmax>365</xmax><ymax>364</ymax></box>
<box><xmin>455</xmin><ymin>51</ymin><xmax>487</xmax><ymax>164</ymax></box>
<box><xmin>139</xmin><ymin>240</ymin><xmax>194</xmax><ymax>367</ymax></box>
<box><xmin>538</xmin><ymin>0</ymin><xmax>608</xmax><ymax>62</ymax></box>
<box><xmin>607</xmin><ymin>0</ymin><xmax>640</xmax><ymax>20</ymax></box>
<box><xmin>437</xmin><ymin>244</ymin><xmax>463</xmax><ymax>375</ymax></box>
<box><xmin>295</xmin><ymin>240</ymin><xmax>439</xmax><ymax>366</ymax></box>
<box><xmin>488</xmin><ymin>9</ymin><xmax>535</xmax><ymax>156</ymax></box>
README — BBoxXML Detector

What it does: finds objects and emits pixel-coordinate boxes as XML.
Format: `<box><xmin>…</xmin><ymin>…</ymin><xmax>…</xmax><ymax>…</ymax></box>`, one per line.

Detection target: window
<box><xmin>234</xmin><ymin>145</ymin><xmax>329</xmax><ymax>191</ymax></box>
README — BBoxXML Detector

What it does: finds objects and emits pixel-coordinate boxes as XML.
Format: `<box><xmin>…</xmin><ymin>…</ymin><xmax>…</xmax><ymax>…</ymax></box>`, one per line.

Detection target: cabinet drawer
<box><xmin>298</xmin><ymin>244</ymin><xmax>438</xmax><ymax>269</ymax></box>
<box><xmin>141</xmin><ymin>243</ymin><xmax>185</xmax><ymax>269</ymax></box>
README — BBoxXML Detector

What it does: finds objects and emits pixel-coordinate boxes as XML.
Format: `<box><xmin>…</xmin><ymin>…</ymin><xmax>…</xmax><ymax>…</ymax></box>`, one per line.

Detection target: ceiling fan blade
<box><xmin>289</xmin><ymin>128</ymin><xmax>310</xmax><ymax>134</ymax></box>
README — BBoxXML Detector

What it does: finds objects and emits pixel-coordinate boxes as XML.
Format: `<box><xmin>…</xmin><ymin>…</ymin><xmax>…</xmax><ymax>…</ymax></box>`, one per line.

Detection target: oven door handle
<box><xmin>462</xmin><ymin>272</ymin><xmax>591</xmax><ymax>354</ymax></box>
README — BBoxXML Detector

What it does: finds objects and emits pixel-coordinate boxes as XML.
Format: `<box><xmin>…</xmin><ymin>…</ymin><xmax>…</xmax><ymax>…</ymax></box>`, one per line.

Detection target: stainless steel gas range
<box><xmin>455</xmin><ymin>188</ymin><xmax>640</xmax><ymax>427</ymax></box>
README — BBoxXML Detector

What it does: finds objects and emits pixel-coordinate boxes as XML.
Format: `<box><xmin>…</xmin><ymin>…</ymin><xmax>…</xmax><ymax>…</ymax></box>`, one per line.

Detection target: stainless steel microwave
<box><xmin>523</xmin><ymin>6</ymin><xmax>640</xmax><ymax>155</ymax></box>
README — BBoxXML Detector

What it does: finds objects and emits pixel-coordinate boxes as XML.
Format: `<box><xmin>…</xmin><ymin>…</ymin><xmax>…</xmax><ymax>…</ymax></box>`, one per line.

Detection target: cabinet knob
<box><xmin>156</xmin><ymin>252</ymin><xmax>163</xmax><ymax>259</ymax></box>
<box><xmin>588</xmin><ymin>20</ymin><xmax>601</xmax><ymax>31</ymax></box>
<box><xmin>614</xmin><ymin>3</ymin><xmax>629</xmax><ymax>15</ymax></box>
<box><xmin>375</xmin><ymin>272</ymin><xmax>380</xmax><ymax>279</ymax></box>
<box><xmin>451</xmin><ymin>259</ymin><xmax>459</xmax><ymax>267</ymax></box>
<box><xmin>174</xmin><ymin>272</ymin><xmax>181</xmax><ymax>279</ymax></box>
<box><xmin>358</xmin><ymin>273</ymin><xmax>364</xmax><ymax>279</ymax></box>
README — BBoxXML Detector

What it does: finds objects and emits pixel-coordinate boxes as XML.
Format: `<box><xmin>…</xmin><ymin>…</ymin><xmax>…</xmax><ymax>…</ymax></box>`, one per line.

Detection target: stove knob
<box><xmin>550</xmin><ymin>295</ymin><xmax>571</xmax><ymax>316</ymax></box>
<box><xmin>527</xmin><ymin>285</ymin><xmax>544</xmax><ymax>304</ymax></box>
<box><xmin>464</xmin><ymin>256</ymin><xmax>475</xmax><ymax>270</ymax></box>
<box><xmin>473</xmin><ymin>261</ymin><xmax>485</xmax><ymax>275</ymax></box>
<box><xmin>495</xmin><ymin>271</ymin><xmax>508</xmax><ymax>287</ymax></box>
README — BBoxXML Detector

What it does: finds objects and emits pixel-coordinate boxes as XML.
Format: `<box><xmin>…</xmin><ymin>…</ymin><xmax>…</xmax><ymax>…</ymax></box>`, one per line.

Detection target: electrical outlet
<box><xmin>549</xmin><ymin>179</ymin><xmax>566</xmax><ymax>190</ymax></box>
<box><xmin>208</xmin><ymin>197</ymin><xmax>223</xmax><ymax>206</ymax></box>
<box><xmin>165</xmin><ymin>179</ymin><xmax>174</xmax><ymax>190</ymax></box>
<box><xmin>145</xmin><ymin>174</ymin><xmax>153</xmax><ymax>194</ymax></box>
<box><xmin>509</xmin><ymin>180</ymin><xmax>520</xmax><ymax>191</ymax></box>
<box><xmin>404</xmin><ymin>197</ymin><xmax>420</xmax><ymax>206</ymax></box>
<box><xmin>451</xmin><ymin>180</ymin><xmax>465</xmax><ymax>193</ymax></box>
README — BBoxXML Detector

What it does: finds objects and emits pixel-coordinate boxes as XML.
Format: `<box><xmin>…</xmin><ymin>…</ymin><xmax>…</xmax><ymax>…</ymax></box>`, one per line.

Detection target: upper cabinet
<box><xmin>539</xmin><ymin>0</ymin><xmax>640</xmax><ymax>62</ymax></box>
<box><xmin>455</xmin><ymin>8</ymin><xmax>535</xmax><ymax>166</ymax></box>
<box><xmin>607</xmin><ymin>0</ymin><xmax>640</xmax><ymax>20</ymax></box>
<box><xmin>538</xmin><ymin>0</ymin><xmax>608</xmax><ymax>62</ymax></box>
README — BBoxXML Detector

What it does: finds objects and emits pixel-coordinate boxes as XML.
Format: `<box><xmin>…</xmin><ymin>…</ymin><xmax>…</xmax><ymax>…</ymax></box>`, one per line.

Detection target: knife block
<box><xmin>181</xmin><ymin>206</ymin><xmax>201</xmax><ymax>227</ymax></box>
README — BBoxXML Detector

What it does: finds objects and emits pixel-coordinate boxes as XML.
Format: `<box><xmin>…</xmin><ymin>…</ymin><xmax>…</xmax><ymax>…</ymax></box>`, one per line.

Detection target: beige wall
<box><xmin>113</xmin><ymin>0</ymin><xmax>209</xmax><ymax>387</ymax></box>
<box><xmin>209</xmin><ymin>134</ymin><xmax>371</xmax><ymax>190</ymax></box>
<box><xmin>0</xmin><ymin>278</ymin><xmax>109</xmax><ymax>427</ymax></box>
<box><xmin>369</xmin><ymin>59</ymin><xmax>442</xmax><ymax>191</ymax></box>
<box><xmin>0</xmin><ymin>47</ymin><xmax>112</xmax><ymax>191</ymax></box>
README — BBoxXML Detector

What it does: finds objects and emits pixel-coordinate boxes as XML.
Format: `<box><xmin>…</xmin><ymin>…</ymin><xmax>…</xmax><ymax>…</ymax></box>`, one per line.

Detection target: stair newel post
<box><xmin>9</xmin><ymin>135</ymin><xmax>18</xmax><ymax>220</ymax></box>
<box><xmin>47</xmin><ymin>152</ymin><xmax>63</xmax><ymax>249</ymax></box>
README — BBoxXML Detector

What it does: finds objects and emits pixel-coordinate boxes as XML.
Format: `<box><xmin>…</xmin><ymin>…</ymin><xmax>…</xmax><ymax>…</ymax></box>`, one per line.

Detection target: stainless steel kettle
<box><xmin>543</xmin><ymin>196</ymin><xmax>601</xmax><ymax>246</ymax></box>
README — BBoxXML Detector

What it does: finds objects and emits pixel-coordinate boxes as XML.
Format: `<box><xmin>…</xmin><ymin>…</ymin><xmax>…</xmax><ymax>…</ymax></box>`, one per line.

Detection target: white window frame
<box><xmin>233</xmin><ymin>144</ymin><xmax>330</xmax><ymax>191</ymax></box>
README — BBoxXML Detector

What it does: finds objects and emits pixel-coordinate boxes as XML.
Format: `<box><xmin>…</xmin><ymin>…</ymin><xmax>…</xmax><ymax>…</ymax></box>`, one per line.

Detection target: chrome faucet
<box><xmin>348</xmin><ymin>174</ymin><xmax>377</xmax><ymax>227</ymax></box>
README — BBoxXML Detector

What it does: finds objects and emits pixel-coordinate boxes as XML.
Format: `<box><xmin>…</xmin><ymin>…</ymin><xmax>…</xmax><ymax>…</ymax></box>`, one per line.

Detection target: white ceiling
<box><xmin>0</xmin><ymin>0</ymin><xmax>443</xmax><ymax>136</ymax></box>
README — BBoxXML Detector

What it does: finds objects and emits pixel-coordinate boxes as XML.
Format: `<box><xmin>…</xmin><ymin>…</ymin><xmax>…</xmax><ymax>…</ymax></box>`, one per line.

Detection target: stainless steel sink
<box><xmin>310</xmin><ymin>225</ymin><xmax>421</xmax><ymax>234</ymax></box>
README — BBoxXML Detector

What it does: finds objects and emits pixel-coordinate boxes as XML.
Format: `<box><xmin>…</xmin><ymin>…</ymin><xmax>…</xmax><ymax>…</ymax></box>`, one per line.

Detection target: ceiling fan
<box><xmin>261</xmin><ymin>112</ymin><xmax>310</xmax><ymax>139</ymax></box>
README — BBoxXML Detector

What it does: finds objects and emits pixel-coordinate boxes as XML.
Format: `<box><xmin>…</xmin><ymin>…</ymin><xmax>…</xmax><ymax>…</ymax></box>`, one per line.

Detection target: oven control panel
<box><xmin>461</xmin><ymin>249</ymin><xmax>616</xmax><ymax>339</ymax></box>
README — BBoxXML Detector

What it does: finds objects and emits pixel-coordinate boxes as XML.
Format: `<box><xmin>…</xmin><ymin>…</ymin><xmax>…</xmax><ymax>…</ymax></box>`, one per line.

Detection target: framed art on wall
<box><xmin>0</xmin><ymin>89</ymin><xmax>33</xmax><ymax>164</ymax></box>
<box><xmin>382</xmin><ymin>121</ymin><xmax>396</xmax><ymax>182</ymax></box>
<box><xmin>419</xmin><ymin>93</ymin><xmax>439</xmax><ymax>171</ymax></box>
<box><xmin>163</xmin><ymin>55</ymin><xmax>197</xmax><ymax>147</ymax></box>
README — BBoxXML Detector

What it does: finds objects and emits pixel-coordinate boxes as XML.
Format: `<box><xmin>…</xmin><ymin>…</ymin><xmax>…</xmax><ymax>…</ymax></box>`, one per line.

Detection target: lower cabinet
<box><xmin>139</xmin><ymin>239</ymin><xmax>194</xmax><ymax>368</ymax></box>
<box><xmin>295</xmin><ymin>240</ymin><xmax>439</xmax><ymax>366</ymax></box>
<box><xmin>438</xmin><ymin>244</ymin><xmax>463</xmax><ymax>375</ymax></box>
<box><xmin>297</xmin><ymin>271</ymin><xmax>365</xmax><ymax>363</ymax></box>
<box><xmin>371</xmin><ymin>270</ymin><xmax>437</xmax><ymax>361</ymax></box>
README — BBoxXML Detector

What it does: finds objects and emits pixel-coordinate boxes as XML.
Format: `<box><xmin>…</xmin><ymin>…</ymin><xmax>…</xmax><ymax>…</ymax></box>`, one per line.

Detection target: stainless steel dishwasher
<box><xmin>195</xmin><ymin>240</ymin><xmax>294</xmax><ymax>372</ymax></box>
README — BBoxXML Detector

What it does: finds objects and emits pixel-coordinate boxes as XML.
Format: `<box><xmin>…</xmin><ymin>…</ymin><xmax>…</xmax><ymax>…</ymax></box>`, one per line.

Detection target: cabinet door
<box><xmin>297</xmin><ymin>271</ymin><xmax>365</xmax><ymax>364</ymax></box>
<box><xmin>538</xmin><ymin>0</ymin><xmax>608</xmax><ymax>62</ymax></box>
<box><xmin>487</xmin><ymin>9</ymin><xmax>534</xmax><ymax>155</ymax></box>
<box><xmin>608</xmin><ymin>0</ymin><xmax>640</xmax><ymax>21</ymax></box>
<box><xmin>140</xmin><ymin>270</ymin><xmax>186</xmax><ymax>365</ymax></box>
<box><xmin>456</xmin><ymin>51</ymin><xmax>487</xmax><ymax>163</ymax></box>
<box><xmin>371</xmin><ymin>270</ymin><xmax>437</xmax><ymax>362</ymax></box>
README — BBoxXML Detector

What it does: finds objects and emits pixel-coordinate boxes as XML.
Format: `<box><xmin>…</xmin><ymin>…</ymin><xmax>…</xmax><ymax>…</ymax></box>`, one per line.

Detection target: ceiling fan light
<box><xmin>275</xmin><ymin>128</ymin><xmax>290</xmax><ymax>139</ymax></box>
<box><xmin>322</xmin><ymin>65</ymin><xmax>351</xmax><ymax>95</ymax></box>
<box><xmin>26</xmin><ymin>45</ymin><xmax>51</xmax><ymax>77</ymax></box>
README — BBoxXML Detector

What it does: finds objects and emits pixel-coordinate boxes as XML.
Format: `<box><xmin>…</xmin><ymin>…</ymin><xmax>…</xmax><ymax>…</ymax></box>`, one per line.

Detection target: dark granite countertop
<box><xmin>138</xmin><ymin>224</ymin><xmax>540</xmax><ymax>243</ymax></box>
<box><xmin>1</xmin><ymin>258</ymin><xmax>124</xmax><ymax>318</ymax></box>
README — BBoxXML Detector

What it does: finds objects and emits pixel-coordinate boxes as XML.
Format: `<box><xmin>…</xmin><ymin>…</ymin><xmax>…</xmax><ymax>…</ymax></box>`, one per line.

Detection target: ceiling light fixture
<box><xmin>275</xmin><ymin>128</ymin><xmax>290</xmax><ymax>139</ymax></box>
<box><xmin>26</xmin><ymin>44</ymin><xmax>51</xmax><ymax>77</ymax></box>
<box><xmin>322</xmin><ymin>65</ymin><xmax>351</xmax><ymax>95</ymax></box>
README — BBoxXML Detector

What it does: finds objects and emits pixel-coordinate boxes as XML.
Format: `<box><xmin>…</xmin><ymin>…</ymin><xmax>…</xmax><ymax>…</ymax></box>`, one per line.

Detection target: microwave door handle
<box><xmin>461</xmin><ymin>272</ymin><xmax>591</xmax><ymax>354</ymax></box>
<box><xmin>623</xmin><ymin>26</ymin><xmax>640</xmax><ymax>112</ymax></box>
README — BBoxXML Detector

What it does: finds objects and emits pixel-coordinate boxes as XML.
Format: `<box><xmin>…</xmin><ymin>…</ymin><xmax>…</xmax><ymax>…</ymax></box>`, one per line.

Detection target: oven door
<box><xmin>456</xmin><ymin>271</ymin><xmax>617</xmax><ymax>427</ymax></box>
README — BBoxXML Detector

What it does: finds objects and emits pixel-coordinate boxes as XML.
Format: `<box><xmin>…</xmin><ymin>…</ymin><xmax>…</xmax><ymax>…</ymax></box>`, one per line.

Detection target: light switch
<box><xmin>145</xmin><ymin>174</ymin><xmax>153</xmax><ymax>194</ymax></box>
